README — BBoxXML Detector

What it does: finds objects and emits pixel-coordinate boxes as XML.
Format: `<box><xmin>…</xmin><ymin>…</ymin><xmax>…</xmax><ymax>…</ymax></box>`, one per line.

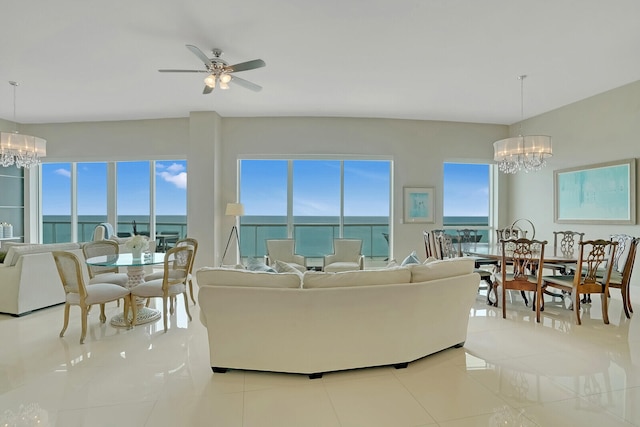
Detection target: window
<box><xmin>443</xmin><ymin>162</ymin><xmax>491</xmax><ymax>242</ymax></box>
<box><xmin>155</xmin><ymin>160</ymin><xmax>188</xmax><ymax>237</ymax></box>
<box><xmin>239</xmin><ymin>159</ymin><xmax>391</xmax><ymax>262</ymax></box>
<box><xmin>41</xmin><ymin>160</ymin><xmax>187</xmax><ymax>243</ymax></box>
<box><xmin>77</xmin><ymin>162</ymin><xmax>107</xmax><ymax>241</ymax></box>
<box><xmin>117</xmin><ymin>161</ymin><xmax>151</xmax><ymax>236</ymax></box>
<box><xmin>42</xmin><ymin>163</ymin><xmax>72</xmax><ymax>243</ymax></box>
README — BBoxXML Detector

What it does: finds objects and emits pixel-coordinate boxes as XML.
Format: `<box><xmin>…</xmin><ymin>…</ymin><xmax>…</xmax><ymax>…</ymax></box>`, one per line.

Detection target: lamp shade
<box><xmin>225</xmin><ymin>202</ymin><xmax>245</xmax><ymax>216</ymax></box>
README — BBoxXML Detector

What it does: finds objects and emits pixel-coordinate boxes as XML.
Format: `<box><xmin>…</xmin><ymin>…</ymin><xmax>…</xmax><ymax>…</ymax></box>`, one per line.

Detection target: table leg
<box><xmin>110</xmin><ymin>265</ymin><xmax>162</xmax><ymax>328</ymax></box>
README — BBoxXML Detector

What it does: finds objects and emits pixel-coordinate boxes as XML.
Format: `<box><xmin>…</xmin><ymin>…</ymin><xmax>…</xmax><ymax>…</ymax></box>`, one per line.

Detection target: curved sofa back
<box><xmin>197</xmin><ymin>270</ymin><xmax>480</xmax><ymax>376</ymax></box>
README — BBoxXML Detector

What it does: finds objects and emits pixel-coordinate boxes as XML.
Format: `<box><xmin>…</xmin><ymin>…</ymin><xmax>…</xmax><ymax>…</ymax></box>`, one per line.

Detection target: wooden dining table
<box><xmin>463</xmin><ymin>243</ymin><xmax>578</xmax><ymax>264</ymax></box>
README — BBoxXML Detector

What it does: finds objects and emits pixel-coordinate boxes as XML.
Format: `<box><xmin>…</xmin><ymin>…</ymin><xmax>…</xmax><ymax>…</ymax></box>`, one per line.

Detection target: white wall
<box><xmin>507</xmin><ymin>79</ymin><xmax>640</xmax><ymax>295</ymax></box>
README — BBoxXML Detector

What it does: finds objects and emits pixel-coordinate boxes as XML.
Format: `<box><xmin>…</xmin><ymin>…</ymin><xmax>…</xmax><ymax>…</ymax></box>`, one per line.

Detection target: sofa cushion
<box><xmin>409</xmin><ymin>258</ymin><xmax>475</xmax><ymax>283</ymax></box>
<box><xmin>302</xmin><ymin>267</ymin><xmax>411</xmax><ymax>289</ymax></box>
<box><xmin>197</xmin><ymin>267</ymin><xmax>301</xmax><ymax>288</ymax></box>
<box><xmin>2</xmin><ymin>243</ymin><xmax>81</xmax><ymax>267</ymax></box>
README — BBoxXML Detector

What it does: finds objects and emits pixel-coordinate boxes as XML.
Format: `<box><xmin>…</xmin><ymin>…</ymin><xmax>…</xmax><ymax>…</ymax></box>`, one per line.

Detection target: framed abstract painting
<box><xmin>554</xmin><ymin>158</ymin><xmax>636</xmax><ymax>224</ymax></box>
<box><xmin>403</xmin><ymin>187</ymin><xmax>435</xmax><ymax>223</ymax></box>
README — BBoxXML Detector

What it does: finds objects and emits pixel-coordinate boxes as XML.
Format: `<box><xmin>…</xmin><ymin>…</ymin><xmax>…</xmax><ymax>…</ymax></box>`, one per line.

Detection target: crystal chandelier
<box><xmin>0</xmin><ymin>81</ymin><xmax>47</xmax><ymax>169</ymax></box>
<box><xmin>493</xmin><ymin>75</ymin><xmax>552</xmax><ymax>174</ymax></box>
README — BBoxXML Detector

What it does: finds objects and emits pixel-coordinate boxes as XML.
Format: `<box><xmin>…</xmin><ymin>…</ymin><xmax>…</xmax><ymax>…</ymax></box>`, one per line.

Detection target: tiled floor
<box><xmin>1</xmin><ymin>287</ymin><xmax>639</xmax><ymax>426</ymax></box>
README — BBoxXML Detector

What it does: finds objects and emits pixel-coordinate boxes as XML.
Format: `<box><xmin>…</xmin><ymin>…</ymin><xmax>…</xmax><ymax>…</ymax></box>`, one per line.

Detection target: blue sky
<box><xmin>42</xmin><ymin>160</ymin><xmax>187</xmax><ymax>215</ymax></box>
<box><xmin>240</xmin><ymin>160</ymin><xmax>391</xmax><ymax>217</ymax></box>
<box><xmin>41</xmin><ymin>159</ymin><xmax>488</xmax><ymax>218</ymax></box>
<box><xmin>443</xmin><ymin>163</ymin><xmax>489</xmax><ymax>217</ymax></box>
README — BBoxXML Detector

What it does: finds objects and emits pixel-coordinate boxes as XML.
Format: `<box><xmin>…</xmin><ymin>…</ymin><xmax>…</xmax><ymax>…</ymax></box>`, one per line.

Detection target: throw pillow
<box><xmin>401</xmin><ymin>250</ymin><xmax>420</xmax><ymax>266</ymax></box>
<box><xmin>274</xmin><ymin>260</ymin><xmax>305</xmax><ymax>279</ymax></box>
<box><xmin>246</xmin><ymin>257</ymin><xmax>277</xmax><ymax>273</ymax></box>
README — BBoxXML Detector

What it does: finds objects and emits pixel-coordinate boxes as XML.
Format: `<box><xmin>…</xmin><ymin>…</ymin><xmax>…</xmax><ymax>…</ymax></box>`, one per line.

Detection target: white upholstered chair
<box><xmin>323</xmin><ymin>239</ymin><xmax>364</xmax><ymax>272</ymax></box>
<box><xmin>145</xmin><ymin>237</ymin><xmax>199</xmax><ymax>305</ymax></box>
<box><xmin>92</xmin><ymin>222</ymin><xmax>115</xmax><ymax>241</ymax></box>
<box><xmin>131</xmin><ymin>245</ymin><xmax>193</xmax><ymax>332</ymax></box>
<box><xmin>52</xmin><ymin>251</ymin><xmax>132</xmax><ymax>344</ymax></box>
<box><xmin>82</xmin><ymin>240</ymin><xmax>129</xmax><ymax>287</ymax></box>
<box><xmin>265</xmin><ymin>239</ymin><xmax>306</xmax><ymax>272</ymax></box>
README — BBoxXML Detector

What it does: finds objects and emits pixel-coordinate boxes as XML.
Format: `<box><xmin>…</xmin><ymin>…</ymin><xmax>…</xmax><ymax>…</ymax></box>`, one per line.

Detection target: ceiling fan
<box><xmin>159</xmin><ymin>45</ymin><xmax>266</xmax><ymax>94</ymax></box>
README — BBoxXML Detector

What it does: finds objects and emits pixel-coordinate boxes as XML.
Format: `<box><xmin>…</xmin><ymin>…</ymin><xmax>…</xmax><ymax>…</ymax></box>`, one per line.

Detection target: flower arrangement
<box><xmin>125</xmin><ymin>234</ymin><xmax>149</xmax><ymax>251</ymax></box>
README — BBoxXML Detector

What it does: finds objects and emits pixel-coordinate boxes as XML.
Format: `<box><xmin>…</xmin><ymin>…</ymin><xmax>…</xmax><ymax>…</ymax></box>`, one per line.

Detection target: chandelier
<box><xmin>0</xmin><ymin>81</ymin><xmax>47</xmax><ymax>169</ymax></box>
<box><xmin>493</xmin><ymin>75</ymin><xmax>552</xmax><ymax>174</ymax></box>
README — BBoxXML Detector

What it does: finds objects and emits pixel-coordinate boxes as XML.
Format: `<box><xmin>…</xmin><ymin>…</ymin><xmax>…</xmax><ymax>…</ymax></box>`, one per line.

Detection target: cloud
<box><xmin>166</xmin><ymin>163</ymin><xmax>185</xmax><ymax>174</ymax></box>
<box><xmin>55</xmin><ymin>168</ymin><xmax>71</xmax><ymax>178</ymax></box>
<box><xmin>157</xmin><ymin>171</ymin><xmax>187</xmax><ymax>189</ymax></box>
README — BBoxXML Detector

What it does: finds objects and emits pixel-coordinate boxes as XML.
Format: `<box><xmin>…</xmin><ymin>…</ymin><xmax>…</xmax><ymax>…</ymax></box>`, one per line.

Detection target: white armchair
<box><xmin>92</xmin><ymin>223</ymin><xmax>115</xmax><ymax>241</ymax></box>
<box><xmin>323</xmin><ymin>239</ymin><xmax>364</xmax><ymax>272</ymax></box>
<box><xmin>265</xmin><ymin>239</ymin><xmax>306</xmax><ymax>272</ymax></box>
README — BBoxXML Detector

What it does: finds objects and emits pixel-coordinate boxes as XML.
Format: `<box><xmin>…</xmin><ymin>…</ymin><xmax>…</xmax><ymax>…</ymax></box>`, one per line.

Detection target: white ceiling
<box><xmin>2</xmin><ymin>0</ymin><xmax>640</xmax><ymax>125</ymax></box>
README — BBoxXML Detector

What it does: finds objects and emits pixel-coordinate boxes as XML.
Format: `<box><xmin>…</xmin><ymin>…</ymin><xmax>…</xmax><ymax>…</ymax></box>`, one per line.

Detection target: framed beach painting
<box><xmin>554</xmin><ymin>158</ymin><xmax>636</xmax><ymax>225</ymax></box>
<box><xmin>403</xmin><ymin>187</ymin><xmax>435</xmax><ymax>223</ymax></box>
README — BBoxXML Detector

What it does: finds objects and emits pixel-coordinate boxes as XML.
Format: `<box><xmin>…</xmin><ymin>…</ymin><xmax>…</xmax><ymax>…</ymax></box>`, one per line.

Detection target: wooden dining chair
<box><xmin>542</xmin><ymin>239</ymin><xmax>617</xmax><ymax>325</ymax></box>
<box><xmin>495</xmin><ymin>238</ymin><xmax>547</xmax><ymax>322</ymax></box>
<box><xmin>608</xmin><ymin>237</ymin><xmax>638</xmax><ymax>318</ymax></box>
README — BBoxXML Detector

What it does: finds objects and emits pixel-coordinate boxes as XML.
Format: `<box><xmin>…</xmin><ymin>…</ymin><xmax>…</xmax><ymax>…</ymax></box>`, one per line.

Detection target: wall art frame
<box><xmin>403</xmin><ymin>187</ymin><xmax>435</xmax><ymax>223</ymax></box>
<box><xmin>554</xmin><ymin>158</ymin><xmax>636</xmax><ymax>225</ymax></box>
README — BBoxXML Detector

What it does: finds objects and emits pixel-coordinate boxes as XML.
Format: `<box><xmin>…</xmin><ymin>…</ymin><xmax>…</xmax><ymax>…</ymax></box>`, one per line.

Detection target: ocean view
<box><xmin>43</xmin><ymin>215</ymin><xmax>489</xmax><ymax>258</ymax></box>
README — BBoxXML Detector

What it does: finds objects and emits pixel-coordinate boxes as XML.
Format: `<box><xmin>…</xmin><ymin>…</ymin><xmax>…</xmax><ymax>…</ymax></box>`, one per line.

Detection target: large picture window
<box><xmin>41</xmin><ymin>160</ymin><xmax>187</xmax><ymax>243</ymax></box>
<box><xmin>443</xmin><ymin>162</ymin><xmax>491</xmax><ymax>242</ymax></box>
<box><xmin>239</xmin><ymin>159</ymin><xmax>391</xmax><ymax>263</ymax></box>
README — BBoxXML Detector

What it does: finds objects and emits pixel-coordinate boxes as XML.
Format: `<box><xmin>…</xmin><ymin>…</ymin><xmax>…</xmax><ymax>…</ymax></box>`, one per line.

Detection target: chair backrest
<box><xmin>162</xmin><ymin>245</ymin><xmax>194</xmax><ymax>291</ymax></box>
<box><xmin>176</xmin><ymin>237</ymin><xmax>198</xmax><ymax>273</ymax></box>
<box><xmin>423</xmin><ymin>229</ymin><xmax>448</xmax><ymax>260</ymax></box>
<box><xmin>553</xmin><ymin>230</ymin><xmax>584</xmax><ymax>255</ymax></box>
<box><xmin>331</xmin><ymin>239</ymin><xmax>362</xmax><ymax>261</ymax></box>
<box><xmin>457</xmin><ymin>229</ymin><xmax>480</xmax><ymax>255</ymax></box>
<box><xmin>496</xmin><ymin>227</ymin><xmax>528</xmax><ymax>241</ymax></box>
<box><xmin>435</xmin><ymin>233</ymin><xmax>457</xmax><ymax>259</ymax></box>
<box><xmin>82</xmin><ymin>240</ymin><xmax>120</xmax><ymax>278</ymax></box>
<box><xmin>92</xmin><ymin>222</ymin><xmax>115</xmax><ymax>241</ymax></box>
<box><xmin>499</xmin><ymin>238</ymin><xmax>547</xmax><ymax>283</ymax></box>
<box><xmin>610</xmin><ymin>234</ymin><xmax>635</xmax><ymax>273</ymax></box>
<box><xmin>575</xmin><ymin>239</ymin><xmax>617</xmax><ymax>285</ymax></box>
<box><xmin>52</xmin><ymin>251</ymin><xmax>87</xmax><ymax>300</ymax></box>
<box><xmin>266</xmin><ymin>239</ymin><xmax>298</xmax><ymax>263</ymax></box>
<box><xmin>617</xmin><ymin>237</ymin><xmax>639</xmax><ymax>286</ymax></box>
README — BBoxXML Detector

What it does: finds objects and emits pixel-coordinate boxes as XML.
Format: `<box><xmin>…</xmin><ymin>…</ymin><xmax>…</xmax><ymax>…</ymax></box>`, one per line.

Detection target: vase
<box><xmin>132</xmin><ymin>248</ymin><xmax>142</xmax><ymax>259</ymax></box>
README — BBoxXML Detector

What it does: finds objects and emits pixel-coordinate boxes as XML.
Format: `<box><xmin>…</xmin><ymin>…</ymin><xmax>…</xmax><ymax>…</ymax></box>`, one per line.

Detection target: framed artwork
<box><xmin>554</xmin><ymin>158</ymin><xmax>636</xmax><ymax>224</ymax></box>
<box><xmin>403</xmin><ymin>187</ymin><xmax>435</xmax><ymax>223</ymax></box>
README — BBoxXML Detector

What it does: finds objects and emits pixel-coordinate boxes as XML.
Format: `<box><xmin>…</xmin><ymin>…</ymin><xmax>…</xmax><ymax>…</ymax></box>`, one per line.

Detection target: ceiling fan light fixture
<box><xmin>219</xmin><ymin>73</ymin><xmax>232</xmax><ymax>84</ymax></box>
<box><xmin>204</xmin><ymin>74</ymin><xmax>216</xmax><ymax>88</ymax></box>
<box><xmin>219</xmin><ymin>81</ymin><xmax>229</xmax><ymax>90</ymax></box>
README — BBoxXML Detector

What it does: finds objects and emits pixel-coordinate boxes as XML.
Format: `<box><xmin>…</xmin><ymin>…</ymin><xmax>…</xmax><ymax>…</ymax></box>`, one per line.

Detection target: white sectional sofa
<box><xmin>0</xmin><ymin>239</ymin><xmax>154</xmax><ymax>316</ymax></box>
<box><xmin>197</xmin><ymin>258</ymin><xmax>480</xmax><ymax>378</ymax></box>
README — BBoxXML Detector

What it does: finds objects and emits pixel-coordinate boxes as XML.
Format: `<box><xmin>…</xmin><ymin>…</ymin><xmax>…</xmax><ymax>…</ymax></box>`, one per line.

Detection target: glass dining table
<box><xmin>85</xmin><ymin>252</ymin><xmax>165</xmax><ymax>327</ymax></box>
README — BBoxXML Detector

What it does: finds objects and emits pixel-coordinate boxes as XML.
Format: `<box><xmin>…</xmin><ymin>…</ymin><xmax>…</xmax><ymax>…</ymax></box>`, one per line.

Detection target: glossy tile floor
<box><xmin>1</xmin><ymin>287</ymin><xmax>639</xmax><ymax>427</ymax></box>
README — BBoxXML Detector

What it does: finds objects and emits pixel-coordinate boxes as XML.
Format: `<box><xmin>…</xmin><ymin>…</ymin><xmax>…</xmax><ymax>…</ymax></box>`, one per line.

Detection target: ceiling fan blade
<box><xmin>158</xmin><ymin>69</ymin><xmax>207</xmax><ymax>73</ymax></box>
<box><xmin>203</xmin><ymin>85</ymin><xmax>213</xmax><ymax>95</ymax></box>
<box><xmin>231</xmin><ymin>75</ymin><xmax>262</xmax><ymax>92</ymax></box>
<box><xmin>225</xmin><ymin>59</ymin><xmax>266</xmax><ymax>73</ymax></box>
<box><xmin>186</xmin><ymin>44</ymin><xmax>212</xmax><ymax>66</ymax></box>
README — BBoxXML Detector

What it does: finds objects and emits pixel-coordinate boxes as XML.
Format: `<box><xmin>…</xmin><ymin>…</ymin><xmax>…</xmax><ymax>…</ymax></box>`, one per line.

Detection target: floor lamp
<box><xmin>221</xmin><ymin>202</ymin><xmax>244</xmax><ymax>265</ymax></box>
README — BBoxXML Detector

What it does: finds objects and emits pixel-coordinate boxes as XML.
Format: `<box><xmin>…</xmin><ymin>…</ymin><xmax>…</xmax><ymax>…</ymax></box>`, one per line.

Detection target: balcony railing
<box><xmin>239</xmin><ymin>223</ymin><xmax>390</xmax><ymax>260</ymax></box>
